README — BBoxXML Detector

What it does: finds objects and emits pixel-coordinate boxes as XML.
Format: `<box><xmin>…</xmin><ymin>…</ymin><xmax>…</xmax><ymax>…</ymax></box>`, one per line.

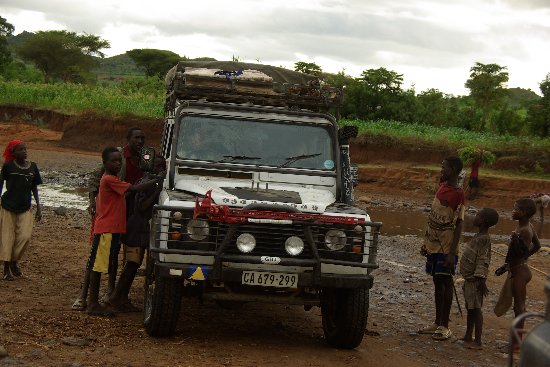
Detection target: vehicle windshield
<box><xmin>177</xmin><ymin>115</ymin><xmax>335</xmax><ymax>171</ymax></box>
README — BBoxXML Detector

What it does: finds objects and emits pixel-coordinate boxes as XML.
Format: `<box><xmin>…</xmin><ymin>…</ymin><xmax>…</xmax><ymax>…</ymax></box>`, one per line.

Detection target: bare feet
<box><xmin>105</xmin><ymin>298</ymin><xmax>141</xmax><ymax>313</ymax></box>
<box><xmin>10</xmin><ymin>262</ymin><xmax>22</xmax><ymax>277</ymax></box>
<box><xmin>460</xmin><ymin>338</ymin><xmax>482</xmax><ymax>349</ymax></box>
<box><xmin>466</xmin><ymin>342</ymin><xmax>483</xmax><ymax>350</ymax></box>
<box><xmin>86</xmin><ymin>302</ymin><xmax>115</xmax><ymax>317</ymax></box>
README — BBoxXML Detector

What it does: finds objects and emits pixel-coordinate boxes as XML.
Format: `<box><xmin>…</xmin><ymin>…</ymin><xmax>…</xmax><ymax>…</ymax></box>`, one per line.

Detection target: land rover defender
<box><xmin>143</xmin><ymin>61</ymin><xmax>382</xmax><ymax>349</ymax></box>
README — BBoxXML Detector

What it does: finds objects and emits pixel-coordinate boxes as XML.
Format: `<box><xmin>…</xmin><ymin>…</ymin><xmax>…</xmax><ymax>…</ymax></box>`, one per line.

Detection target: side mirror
<box><xmin>139</xmin><ymin>147</ymin><xmax>156</xmax><ymax>172</ymax></box>
<box><xmin>338</xmin><ymin>125</ymin><xmax>358</xmax><ymax>144</ymax></box>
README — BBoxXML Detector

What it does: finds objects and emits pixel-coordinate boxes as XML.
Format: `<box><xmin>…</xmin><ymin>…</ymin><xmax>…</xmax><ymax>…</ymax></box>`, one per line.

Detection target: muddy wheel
<box><xmin>143</xmin><ymin>258</ymin><xmax>182</xmax><ymax>337</ymax></box>
<box><xmin>321</xmin><ymin>288</ymin><xmax>369</xmax><ymax>349</ymax></box>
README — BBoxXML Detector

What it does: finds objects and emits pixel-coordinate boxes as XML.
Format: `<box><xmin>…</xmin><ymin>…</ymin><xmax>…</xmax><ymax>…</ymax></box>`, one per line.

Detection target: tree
<box><xmin>465</xmin><ymin>62</ymin><xmax>509</xmax><ymax>130</ymax></box>
<box><xmin>413</xmin><ymin>88</ymin><xmax>452</xmax><ymax>126</ymax></box>
<box><xmin>126</xmin><ymin>49</ymin><xmax>182</xmax><ymax>79</ymax></box>
<box><xmin>0</xmin><ymin>16</ymin><xmax>15</xmax><ymax>68</ymax></box>
<box><xmin>294</xmin><ymin>61</ymin><xmax>322</xmax><ymax>76</ymax></box>
<box><xmin>528</xmin><ymin>74</ymin><xmax>550</xmax><ymax>137</ymax></box>
<box><xmin>350</xmin><ymin>67</ymin><xmax>405</xmax><ymax>120</ymax></box>
<box><xmin>16</xmin><ymin>30</ymin><xmax>110</xmax><ymax>82</ymax></box>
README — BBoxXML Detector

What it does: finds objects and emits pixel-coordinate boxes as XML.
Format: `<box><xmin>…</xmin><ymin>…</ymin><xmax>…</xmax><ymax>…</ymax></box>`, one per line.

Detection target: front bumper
<box><xmin>155</xmin><ymin>261</ymin><xmax>374</xmax><ymax>289</ymax></box>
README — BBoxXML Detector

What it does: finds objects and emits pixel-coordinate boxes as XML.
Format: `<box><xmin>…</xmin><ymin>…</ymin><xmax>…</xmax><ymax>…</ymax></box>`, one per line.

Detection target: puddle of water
<box><xmin>40</xmin><ymin>183</ymin><xmax>88</xmax><ymax>210</ymax></box>
<box><xmin>368</xmin><ymin>206</ymin><xmax>550</xmax><ymax>246</ymax></box>
<box><xmin>380</xmin><ymin>259</ymin><xmax>420</xmax><ymax>271</ymax></box>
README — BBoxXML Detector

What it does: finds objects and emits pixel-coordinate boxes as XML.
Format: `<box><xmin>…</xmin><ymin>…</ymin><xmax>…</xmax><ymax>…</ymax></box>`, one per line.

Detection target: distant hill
<box><xmin>95</xmin><ymin>55</ymin><xmax>223</xmax><ymax>80</ymax></box>
<box><xmin>506</xmin><ymin>87</ymin><xmax>540</xmax><ymax>108</ymax></box>
<box><xmin>95</xmin><ymin>53</ymin><xmax>144</xmax><ymax>79</ymax></box>
<box><xmin>7</xmin><ymin>31</ymin><xmax>33</xmax><ymax>49</ymax></box>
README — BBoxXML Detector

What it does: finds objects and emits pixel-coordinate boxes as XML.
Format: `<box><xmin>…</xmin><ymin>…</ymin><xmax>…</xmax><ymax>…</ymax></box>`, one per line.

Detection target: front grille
<box><xmin>151</xmin><ymin>206</ymin><xmax>381</xmax><ymax>267</ymax></box>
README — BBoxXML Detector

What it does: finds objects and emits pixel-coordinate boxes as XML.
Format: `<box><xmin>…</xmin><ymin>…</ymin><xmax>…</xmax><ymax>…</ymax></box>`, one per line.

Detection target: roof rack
<box><xmin>165</xmin><ymin>61</ymin><xmax>342</xmax><ymax>112</ymax></box>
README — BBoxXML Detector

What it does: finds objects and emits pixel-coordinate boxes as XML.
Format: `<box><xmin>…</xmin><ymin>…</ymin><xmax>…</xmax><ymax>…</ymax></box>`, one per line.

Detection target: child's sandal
<box><xmin>71</xmin><ymin>298</ymin><xmax>87</xmax><ymax>311</ymax></box>
<box><xmin>432</xmin><ymin>326</ymin><xmax>452</xmax><ymax>340</ymax></box>
<box><xmin>418</xmin><ymin>323</ymin><xmax>439</xmax><ymax>334</ymax></box>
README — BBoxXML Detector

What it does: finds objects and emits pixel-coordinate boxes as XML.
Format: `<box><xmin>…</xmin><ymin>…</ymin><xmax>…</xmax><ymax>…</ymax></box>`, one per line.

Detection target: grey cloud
<box><xmin>153</xmin><ymin>8</ymin><xmax>484</xmax><ymax>56</ymax></box>
<box><xmin>501</xmin><ymin>0</ymin><xmax>550</xmax><ymax>9</ymax></box>
<box><xmin>1</xmin><ymin>0</ymin><xmax>120</xmax><ymax>34</ymax></box>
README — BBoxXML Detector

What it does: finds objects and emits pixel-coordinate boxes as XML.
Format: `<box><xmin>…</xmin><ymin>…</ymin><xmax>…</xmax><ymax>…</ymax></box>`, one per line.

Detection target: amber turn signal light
<box><xmin>169</xmin><ymin>231</ymin><xmax>182</xmax><ymax>241</ymax></box>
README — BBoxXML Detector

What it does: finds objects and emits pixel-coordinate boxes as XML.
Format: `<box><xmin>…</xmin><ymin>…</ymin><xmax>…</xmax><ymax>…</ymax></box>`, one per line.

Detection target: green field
<box><xmin>0</xmin><ymin>80</ymin><xmax>164</xmax><ymax>118</ymax></box>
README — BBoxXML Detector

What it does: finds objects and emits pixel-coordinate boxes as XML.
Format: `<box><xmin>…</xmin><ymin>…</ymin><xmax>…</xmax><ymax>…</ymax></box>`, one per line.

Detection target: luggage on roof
<box><xmin>165</xmin><ymin>61</ymin><xmax>342</xmax><ymax>111</ymax></box>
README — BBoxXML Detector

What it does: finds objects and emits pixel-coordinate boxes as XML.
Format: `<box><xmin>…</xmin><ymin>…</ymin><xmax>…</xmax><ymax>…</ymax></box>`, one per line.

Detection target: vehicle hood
<box><xmin>174</xmin><ymin>178</ymin><xmax>335</xmax><ymax>214</ymax></box>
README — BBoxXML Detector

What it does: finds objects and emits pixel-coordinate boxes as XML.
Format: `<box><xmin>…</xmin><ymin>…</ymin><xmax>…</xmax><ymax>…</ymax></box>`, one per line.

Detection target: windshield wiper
<box><xmin>278</xmin><ymin>153</ymin><xmax>321</xmax><ymax>168</ymax></box>
<box><xmin>217</xmin><ymin>155</ymin><xmax>262</xmax><ymax>163</ymax></box>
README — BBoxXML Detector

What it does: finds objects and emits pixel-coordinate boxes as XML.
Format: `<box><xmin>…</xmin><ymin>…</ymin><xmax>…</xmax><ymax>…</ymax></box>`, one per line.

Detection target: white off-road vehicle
<box><xmin>144</xmin><ymin>61</ymin><xmax>382</xmax><ymax>349</ymax></box>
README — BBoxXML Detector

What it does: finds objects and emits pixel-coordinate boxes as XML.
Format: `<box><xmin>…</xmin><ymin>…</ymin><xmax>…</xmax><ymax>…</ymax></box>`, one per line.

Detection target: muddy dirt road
<box><xmin>1</xmin><ymin>122</ymin><xmax>549</xmax><ymax>367</ymax></box>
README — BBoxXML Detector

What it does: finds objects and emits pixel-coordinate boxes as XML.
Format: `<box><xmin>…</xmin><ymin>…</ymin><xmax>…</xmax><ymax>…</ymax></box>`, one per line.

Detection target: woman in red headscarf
<box><xmin>0</xmin><ymin>140</ymin><xmax>42</xmax><ymax>280</ymax></box>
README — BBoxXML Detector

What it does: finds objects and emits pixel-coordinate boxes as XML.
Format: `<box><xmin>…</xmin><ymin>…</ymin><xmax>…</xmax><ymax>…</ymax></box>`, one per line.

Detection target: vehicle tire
<box><xmin>321</xmin><ymin>288</ymin><xmax>369</xmax><ymax>349</ymax></box>
<box><xmin>143</xmin><ymin>258</ymin><xmax>182</xmax><ymax>337</ymax></box>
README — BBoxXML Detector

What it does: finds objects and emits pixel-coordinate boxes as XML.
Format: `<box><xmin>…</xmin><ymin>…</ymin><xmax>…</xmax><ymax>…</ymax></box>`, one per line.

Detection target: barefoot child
<box><xmin>85</xmin><ymin>146</ymin><xmax>160</xmax><ymax>316</ymax></box>
<box><xmin>419</xmin><ymin>157</ymin><xmax>465</xmax><ymax>340</ymax></box>
<box><xmin>0</xmin><ymin>140</ymin><xmax>42</xmax><ymax>281</ymax></box>
<box><xmin>531</xmin><ymin>193</ymin><xmax>550</xmax><ymax>223</ymax></box>
<box><xmin>495</xmin><ymin>198</ymin><xmax>541</xmax><ymax>349</ymax></box>
<box><xmin>459</xmin><ymin>208</ymin><xmax>499</xmax><ymax>349</ymax></box>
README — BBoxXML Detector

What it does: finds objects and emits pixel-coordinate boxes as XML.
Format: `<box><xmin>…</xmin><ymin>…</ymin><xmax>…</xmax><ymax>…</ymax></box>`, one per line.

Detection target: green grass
<box><xmin>413</xmin><ymin>163</ymin><xmax>550</xmax><ymax>181</ymax></box>
<box><xmin>0</xmin><ymin>80</ymin><xmax>164</xmax><ymax>119</ymax></box>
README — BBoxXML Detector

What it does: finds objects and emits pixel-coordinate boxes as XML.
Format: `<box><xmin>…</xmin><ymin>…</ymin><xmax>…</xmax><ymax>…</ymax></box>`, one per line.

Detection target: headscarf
<box><xmin>3</xmin><ymin>140</ymin><xmax>24</xmax><ymax>162</ymax></box>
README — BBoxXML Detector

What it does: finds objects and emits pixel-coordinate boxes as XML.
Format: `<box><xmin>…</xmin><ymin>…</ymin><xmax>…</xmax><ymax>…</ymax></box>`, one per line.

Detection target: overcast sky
<box><xmin>1</xmin><ymin>0</ymin><xmax>549</xmax><ymax>95</ymax></box>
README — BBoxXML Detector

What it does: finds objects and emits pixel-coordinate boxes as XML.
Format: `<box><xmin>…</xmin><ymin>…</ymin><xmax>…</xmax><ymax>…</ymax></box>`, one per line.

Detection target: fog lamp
<box><xmin>186</xmin><ymin>219</ymin><xmax>209</xmax><ymax>241</ymax></box>
<box><xmin>236</xmin><ymin>233</ymin><xmax>256</xmax><ymax>253</ymax></box>
<box><xmin>325</xmin><ymin>229</ymin><xmax>347</xmax><ymax>250</ymax></box>
<box><xmin>285</xmin><ymin>236</ymin><xmax>304</xmax><ymax>256</ymax></box>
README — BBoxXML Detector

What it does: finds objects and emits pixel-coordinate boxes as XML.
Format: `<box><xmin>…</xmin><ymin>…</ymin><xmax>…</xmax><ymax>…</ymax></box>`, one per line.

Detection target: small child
<box><xmin>107</xmin><ymin>155</ymin><xmax>166</xmax><ymax>311</ymax></box>
<box><xmin>459</xmin><ymin>208</ymin><xmax>499</xmax><ymax>349</ymax></box>
<box><xmin>85</xmin><ymin>147</ymin><xmax>160</xmax><ymax>316</ymax></box>
<box><xmin>419</xmin><ymin>156</ymin><xmax>465</xmax><ymax>341</ymax></box>
<box><xmin>530</xmin><ymin>193</ymin><xmax>550</xmax><ymax>223</ymax></box>
<box><xmin>495</xmin><ymin>198</ymin><xmax>541</xmax><ymax>349</ymax></box>
<box><xmin>0</xmin><ymin>140</ymin><xmax>42</xmax><ymax>281</ymax></box>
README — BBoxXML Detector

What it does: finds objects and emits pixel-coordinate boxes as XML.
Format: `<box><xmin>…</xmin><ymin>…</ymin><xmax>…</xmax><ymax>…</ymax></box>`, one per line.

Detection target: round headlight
<box><xmin>285</xmin><ymin>236</ymin><xmax>304</xmax><ymax>256</ymax></box>
<box><xmin>325</xmin><ymin>229</ymin><xmax>347</xmax><ymax>250</ymax></box>
<box><xmin>186</xmin><ymin>219</ymin><xmax>209</xmax><ymax>241</ymax></box>
<box><xmin>236</xmin><ymin>233</ymin><xmax>256</xmax><ymax>253</ymax></box>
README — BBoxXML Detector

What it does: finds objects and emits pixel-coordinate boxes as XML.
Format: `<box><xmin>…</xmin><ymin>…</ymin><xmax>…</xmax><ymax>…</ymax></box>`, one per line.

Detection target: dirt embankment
<box><xmin>351</xmin><ymin>133</ymin><xmax>550</xmax><ymax>173</ymax></box>
<box><xmin>0</xmin><ymin>106</ymin><xmax>162</xmax><ymax>152</ymax></box>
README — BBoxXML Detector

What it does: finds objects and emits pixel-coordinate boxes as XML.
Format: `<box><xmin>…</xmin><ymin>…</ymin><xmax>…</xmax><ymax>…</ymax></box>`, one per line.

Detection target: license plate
<box><xmin>241</xmin><ymin>271</ymin><xmax>298</xmax><ymax>288</ymax></box>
